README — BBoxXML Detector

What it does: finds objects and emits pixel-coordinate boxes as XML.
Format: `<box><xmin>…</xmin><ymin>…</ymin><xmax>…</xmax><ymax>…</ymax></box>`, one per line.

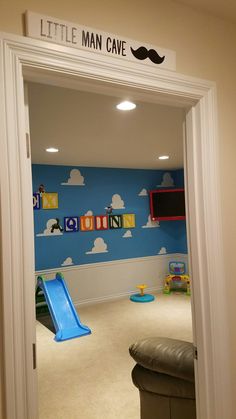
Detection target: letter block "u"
<box><xmin>80</xmin><ymin>216</ymin><xmax>95</xmax><ymax>232</ymax></box>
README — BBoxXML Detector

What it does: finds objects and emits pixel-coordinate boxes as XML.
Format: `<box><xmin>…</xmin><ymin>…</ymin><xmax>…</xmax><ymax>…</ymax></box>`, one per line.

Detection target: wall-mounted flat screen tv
<box><xmin>149</xmin><ymin>188</ymin><xmax>186</xmax><ymax>221</ymax></box>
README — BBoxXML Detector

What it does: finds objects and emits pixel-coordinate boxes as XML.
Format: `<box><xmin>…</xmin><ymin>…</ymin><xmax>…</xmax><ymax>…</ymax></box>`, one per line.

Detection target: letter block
<box><xmin>33</xmin><ymin>193</ymin><xmax>40</xmax><ymax>210</ymax></box>
<box><xmin>109</xmin><ymin>214</ymin><xmax>122</xmax><ymax>229</ymax></box>
<box><xmin>42</xmin><ymin>192</ymin><xmax>58</xmax><ymax>209</ymax></box>
<box><xmin>122</xmin><ymin>214</ymin><xmax>135</xmax><ymax>228</ymax></box>
<box><xmin>64</xmin><ymin>217</ymin><xmax>79</xmax><ymax>232</ymax></box>
<box><xmin>95</xmin><ymin>215</ymin><xmax>108</xmax><ymax>230</ymax></box>
<box><xmin>80</xmin><ymin>215</ymin><xmax>95</xmax><ymax>232</ymax></box>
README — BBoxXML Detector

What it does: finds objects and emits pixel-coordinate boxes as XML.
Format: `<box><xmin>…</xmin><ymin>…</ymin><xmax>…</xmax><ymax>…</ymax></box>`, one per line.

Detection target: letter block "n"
<box><xmin>122</xmin><ymin>214</ymin><xmax>135</xmax><ymax>228</ymax></box>
<box><xmin>109</xmin><ymin>215</ymin><xmax>122</xmax><ymax>229</ymax></box>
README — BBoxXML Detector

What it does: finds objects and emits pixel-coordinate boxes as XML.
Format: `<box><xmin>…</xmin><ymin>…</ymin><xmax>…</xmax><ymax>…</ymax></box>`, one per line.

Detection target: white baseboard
<box><xmin>74</xmin><ymin>285</ymin><xmax>163</xmax><ymax>307</ymax></box>
<box><xmin>35</xmin><ymin>253</ymin><xmax>188</xmax><ymax>305</ymax></box>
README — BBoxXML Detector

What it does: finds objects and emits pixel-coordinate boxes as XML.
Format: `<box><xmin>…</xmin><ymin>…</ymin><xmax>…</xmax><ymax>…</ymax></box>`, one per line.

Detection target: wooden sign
<box><xmin>25</xmin><ymin>11</ymin><xmax>176</xmax><ymax>71</ymax></box>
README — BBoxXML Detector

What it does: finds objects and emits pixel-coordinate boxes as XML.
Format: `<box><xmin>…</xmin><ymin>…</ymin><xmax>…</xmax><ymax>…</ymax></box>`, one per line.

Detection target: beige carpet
<box><xmin>37</xmin><ymin>292</ymin><xmax>192</xmax><ymax>419</ymax></box>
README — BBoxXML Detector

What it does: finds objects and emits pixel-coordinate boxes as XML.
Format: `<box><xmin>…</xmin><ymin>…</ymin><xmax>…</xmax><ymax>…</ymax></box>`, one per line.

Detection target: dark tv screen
<box><xmin>150</xmin><ymin>189</ymin><xmax>186</xmax><ymax>220</ymax></box>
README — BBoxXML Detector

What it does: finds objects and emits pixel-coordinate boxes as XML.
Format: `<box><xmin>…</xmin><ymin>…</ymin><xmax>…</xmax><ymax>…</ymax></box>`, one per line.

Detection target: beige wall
<box><xmin>1</xmin><ymin>0</ymin><xmax>236</xmax><ymax>415</ymax></box>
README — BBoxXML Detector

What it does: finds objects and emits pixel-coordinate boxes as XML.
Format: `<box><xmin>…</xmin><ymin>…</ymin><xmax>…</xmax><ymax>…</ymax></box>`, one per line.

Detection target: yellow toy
<box><xmin>136</xmin><ymin>284</ymin><xmax>147</xmax><ymax>296</ymax></box>
<box><xmin>130</xmin><ymin>284</ymin><xmax>155</xmax><ymax>303</ymax></box>
<box><xmin>163</xmin><ymin>261</ymin><xmax>190</xmax><ymax>295</ymax></box>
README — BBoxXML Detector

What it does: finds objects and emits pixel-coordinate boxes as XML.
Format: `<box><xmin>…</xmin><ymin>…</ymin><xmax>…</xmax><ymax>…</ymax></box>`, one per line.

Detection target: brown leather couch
<box><xmin>129</xmin><ymin>337</ymin><xmax>196</xmax><ymax>419</ymax></box>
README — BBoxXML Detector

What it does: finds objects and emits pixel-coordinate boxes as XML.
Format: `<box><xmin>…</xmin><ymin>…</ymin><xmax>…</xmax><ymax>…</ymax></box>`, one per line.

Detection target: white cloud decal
<box><xmin>61</xmin><ymin>257</ymin><xmax>74</xmax><ymax>266</ymax></box>
<box><xmin>158</xmin><ymin>247</ymin><xmax>167</xmax><ymax>255</ymax></box>
<box><xmin>138</xmin><ymin>188</ymin><xmax>148</xmax><ymax>196</ymax></box>
<box><xmin>157</xmin><ymin>172</ymin><xmax>174</xmax><ymax>187</ymax></box>
<box><xmin>111</xmin><ymin>194</ymin><xmax>125</xmax><ymax>209</ymax></box>
<box><xmin>36</xmin><ymin>219</ymin><xmax>63</xmax><ymax>236</ymax></box>
<box><xmin>123</xmin><ymin>230</ymin><xmax>132</xmax><ymax>238</ymax></box>
<box><xmin>142</xmin><ymin>215</ymin><xmax>160</xmax><ymax>229</ymax></box>
<box><xmin>84</xmin><ymin>210</ymin><xmax>93</xmax><ymax>216</ymax></box>
<box><xmin>61</xmin><ymin>169</ymin><xmax>85</xmax><ymax>185</ymax></box>
<box><xmin>86</xmin><ymin>237</ymin><xmax>108</xmax><ymax>254</ymax></box>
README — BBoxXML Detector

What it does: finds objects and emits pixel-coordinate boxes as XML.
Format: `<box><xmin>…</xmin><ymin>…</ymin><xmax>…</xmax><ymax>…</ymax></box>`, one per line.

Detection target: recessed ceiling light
<box><xmin>158</xmin><ymin>155</ymin><xmax>169</xmax><ymax>160</ymax></box>
<box><xmin>46</xmin><ymin>147</ymin><xmax>59</xmax><ymax>153</ymax></box>
<box><xmin>116</xmin><ymin>101</ymin><xmax>136</xmax><ymax>111</ymax></box>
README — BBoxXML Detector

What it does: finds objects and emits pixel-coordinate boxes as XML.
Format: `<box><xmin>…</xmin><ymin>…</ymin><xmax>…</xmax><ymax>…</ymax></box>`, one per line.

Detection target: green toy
<box><xmin>163</xmin><ymin>261</ymin><xmax>190</xmax><ymax>295</ymax></box>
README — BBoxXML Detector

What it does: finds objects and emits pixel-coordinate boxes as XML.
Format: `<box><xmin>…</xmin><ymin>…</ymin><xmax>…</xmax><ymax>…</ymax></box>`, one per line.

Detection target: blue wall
<box><xmin>32</xmin><ymin>165</ymin><xmax>187</xmax><ymax>270</ymax></box>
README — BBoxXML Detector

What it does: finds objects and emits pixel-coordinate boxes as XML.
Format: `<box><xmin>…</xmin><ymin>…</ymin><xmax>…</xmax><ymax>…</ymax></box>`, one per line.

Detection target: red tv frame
<box><xmin>149</xmin><ymin>188</ymin><xmax>186</xmax><ymax>221</ymax></box>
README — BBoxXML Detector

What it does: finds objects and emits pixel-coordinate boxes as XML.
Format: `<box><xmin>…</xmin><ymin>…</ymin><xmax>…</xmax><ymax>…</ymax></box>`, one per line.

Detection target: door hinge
<box><xmin>26</xmin><ymin>133</ymin><xmax>31</xmax><ymax>158</ymax></box>
<box><xmin>193</xmin><ymin>345</ymin><xmax>198</xmax><ymax>360</ymax></box>
<box><xmin>32</xmin><ymin>343</ymin><xmax>37</xmax><ymax>369</ymax></box>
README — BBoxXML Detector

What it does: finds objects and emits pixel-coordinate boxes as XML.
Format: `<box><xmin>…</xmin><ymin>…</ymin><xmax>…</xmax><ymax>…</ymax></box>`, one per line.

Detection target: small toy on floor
<box><xmin>163</xmin><ymin>261</ymin><xmax>191</xmax><ymax>295</ymax></box>
<box><xmin>130</xmin><ymin>284</ymin><xmax>155</xmax><ymax>303</ymax></box>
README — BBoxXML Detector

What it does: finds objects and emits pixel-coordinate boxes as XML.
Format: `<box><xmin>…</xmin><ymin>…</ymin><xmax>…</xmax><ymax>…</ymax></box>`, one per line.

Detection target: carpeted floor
<box><xmin>37</xmin><ymin>292</ymin><xmax>192</xmax><ymax>419</ymax></box>
<box><xmin>37</xmin><ymin>313</ymin><xmax>56</xmax><ymax>334</ymax></box>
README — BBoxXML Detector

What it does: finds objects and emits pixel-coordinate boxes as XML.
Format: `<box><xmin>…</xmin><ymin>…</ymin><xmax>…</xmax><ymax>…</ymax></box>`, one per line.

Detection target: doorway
<box><xmin>0</xmin><ymin>33</ymin><xmax>230</xmax><ymax>419</ymax></box>
<box><xmin>28</xmin><ymin>81</ymin><xmax>191</xmax><ymax>418</ymax></box>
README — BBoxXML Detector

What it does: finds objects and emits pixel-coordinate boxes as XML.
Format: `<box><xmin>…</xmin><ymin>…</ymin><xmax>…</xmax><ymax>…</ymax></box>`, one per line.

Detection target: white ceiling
<box><xmin>28</xmin><ymin>82</ymin><xmax>185</xmax><ymax>170</ymax></box>
<box><xmin>173</xmin><ymin>0</ymin><xmax>236</xmax><ymax>24</ymax></box>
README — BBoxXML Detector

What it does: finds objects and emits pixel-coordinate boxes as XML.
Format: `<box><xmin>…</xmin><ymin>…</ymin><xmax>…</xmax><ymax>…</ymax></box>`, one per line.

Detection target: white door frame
<box><xmin>0</xmin><ymin>31</ymin><xmax>231</xmax><ymax>419</ymax></box>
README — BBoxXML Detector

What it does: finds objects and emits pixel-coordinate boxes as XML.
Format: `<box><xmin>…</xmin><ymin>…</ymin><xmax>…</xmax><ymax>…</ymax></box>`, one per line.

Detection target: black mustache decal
<box><xmin>130</xmin><ymin>46</ymin><xmax>165</xmax><ymax>65</ymax></box>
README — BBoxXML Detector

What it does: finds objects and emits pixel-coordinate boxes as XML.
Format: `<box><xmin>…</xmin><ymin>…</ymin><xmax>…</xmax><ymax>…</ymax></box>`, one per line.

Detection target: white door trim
<box><xmin>0</xmin><ymin>31</ymin><xmax>231</xmax><ymax>419</ymax></box>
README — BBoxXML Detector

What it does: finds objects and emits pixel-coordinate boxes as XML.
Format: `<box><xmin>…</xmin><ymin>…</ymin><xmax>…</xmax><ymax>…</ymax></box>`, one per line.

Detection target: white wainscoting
<box><xmin>35</xmin><ymin>253</ymin><xmax>188</xmax><ymax>306</ymax></box>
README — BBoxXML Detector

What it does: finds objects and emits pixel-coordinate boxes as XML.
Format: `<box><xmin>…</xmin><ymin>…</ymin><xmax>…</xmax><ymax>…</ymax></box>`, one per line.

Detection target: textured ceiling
<box><xmin>28</xmin><ymin>82</ymin><xmax>185</xmax><ymax>170</ymax></box>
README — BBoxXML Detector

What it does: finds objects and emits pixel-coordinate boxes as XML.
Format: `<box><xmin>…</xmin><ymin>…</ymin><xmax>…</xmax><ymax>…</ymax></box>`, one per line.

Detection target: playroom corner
<box><xmin>29</xmin><ymin>81</ymin><xmax>193</xmax><ymax>419</ymax></box>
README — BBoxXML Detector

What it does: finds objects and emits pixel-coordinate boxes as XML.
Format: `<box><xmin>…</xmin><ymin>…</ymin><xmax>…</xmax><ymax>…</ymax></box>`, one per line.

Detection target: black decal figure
<box><xmin>130</xmin><ymin>46</ymin><xmax>165</xmax><ymax>65</ymax></box>
<box><xmin>38</xmin><ymin>184</ymin><xmax>46</xmax><ymax>196</ymax></box>
<box><xmin>51</xmin><ymin>218</ymin><xmax>63</xmax><ymax>233</ymax></box>
<box><xmin>105</xmin><ymin>205</ymin><xmax>113</xmax><ymax>215</ymax></box>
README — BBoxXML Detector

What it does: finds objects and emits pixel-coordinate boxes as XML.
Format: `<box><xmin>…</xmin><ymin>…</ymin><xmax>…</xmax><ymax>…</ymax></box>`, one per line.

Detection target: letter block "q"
<box><xmin>64</xmin><ymin>217</ymin><xmax>79</xmax><ymax>232</ymax></box>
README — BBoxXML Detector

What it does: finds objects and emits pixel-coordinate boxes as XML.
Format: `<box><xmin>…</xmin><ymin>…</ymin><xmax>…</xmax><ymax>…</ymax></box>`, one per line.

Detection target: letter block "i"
<box><xmin>95</xmin><ymin>215</ymin><xmax>108</xmax><ymax>230</ymax></box>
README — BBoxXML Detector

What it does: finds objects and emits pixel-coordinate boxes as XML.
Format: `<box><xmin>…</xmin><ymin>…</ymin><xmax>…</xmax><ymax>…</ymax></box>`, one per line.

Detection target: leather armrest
<box><xmin>132</xmin><ymin>364</ymin><xmax>195</xmax><ymax>398</ymax></box>
<box><xmin>129</xmin><ymin>337</ymin><xmax>194</xmax><ymax>383</ymax></box>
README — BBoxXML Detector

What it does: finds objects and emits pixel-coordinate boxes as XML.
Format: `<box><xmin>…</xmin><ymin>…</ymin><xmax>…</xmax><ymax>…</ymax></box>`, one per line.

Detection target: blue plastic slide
<box><xmin>37</xmin><ymin>273</ymin><xmax>91</xmax><ymax>342</ymax></box>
